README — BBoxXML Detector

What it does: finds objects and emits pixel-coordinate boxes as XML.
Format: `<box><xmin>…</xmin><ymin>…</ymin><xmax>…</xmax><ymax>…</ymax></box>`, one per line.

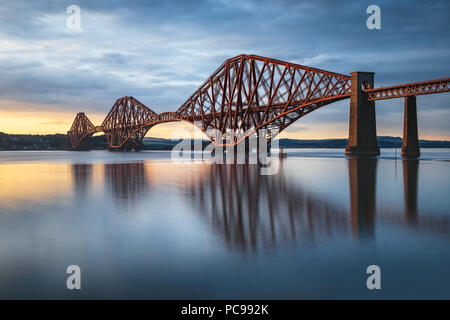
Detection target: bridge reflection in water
<box><xmin>188</xmin><ymin>162</ymin><xmax>352</xmax><ymax>251</ymax></box>
<box><xmin>71</xmin><ymin>164</ymin><xmax>93</xmax><ymax>197</ymax></box>
<box><xmin>104</xmin><ymin>162</ymin><xmax>148</xmax><ymax>205</ymax></box>
<box><xmin>70</xmin><ymin>158</ymin><xmax>448</xmax><ymax>252</ymax></box>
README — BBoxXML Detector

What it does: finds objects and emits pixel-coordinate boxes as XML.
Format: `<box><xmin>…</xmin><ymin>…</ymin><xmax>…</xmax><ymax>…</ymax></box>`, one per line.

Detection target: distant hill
<box><xmin>278</xmin><ymin>136</ymin><xmax>450</xmax><ymax>148</ymax></box>
<box><xmin>146</xmin><ymin>136</ymin><xmax>450</xmax><ymax>148</ymax></box>
<box><xmin>1</xmin><ymin>132</ymin><xmax>449</xmax><ymax>150</ymax></box>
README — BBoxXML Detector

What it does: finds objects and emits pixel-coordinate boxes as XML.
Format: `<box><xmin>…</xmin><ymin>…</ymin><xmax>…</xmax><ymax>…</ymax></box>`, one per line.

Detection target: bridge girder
<box><xmin>101</xmin><ymin>96</ymin><xmax>158</xmax><ymax>149</ymax></box>
<box><xmin>67</xmin><ymin>55</ymin><xmax>450</xmax><ymax>150</ymax></box>
<box><xmin>67</xmin><ymin>112</ymin><xmax>98</xmax><ymax>149</ymax></box>
<box><xmin>364</xmin><ymin>77</ymin><xmax>450</xmax><ymax>100</ymax></box>
<box><xmin>176</xmin><ymin>54</ymin><xmax>351</xmax><ymax>145</ymax></box>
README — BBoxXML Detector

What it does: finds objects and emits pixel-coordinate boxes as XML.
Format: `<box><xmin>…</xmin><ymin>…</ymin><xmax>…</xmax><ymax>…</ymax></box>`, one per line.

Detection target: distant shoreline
<box><xmin>1</xmin><ymin>132</ymin><xmax>450</xmax><ymax>150</ymax></box>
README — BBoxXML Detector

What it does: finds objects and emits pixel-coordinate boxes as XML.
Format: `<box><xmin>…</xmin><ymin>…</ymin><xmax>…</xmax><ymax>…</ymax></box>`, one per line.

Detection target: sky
<box><xmin>0</xmin><ymin>0</ymin><xmax>449</xmax><ymax>139</ymax></box>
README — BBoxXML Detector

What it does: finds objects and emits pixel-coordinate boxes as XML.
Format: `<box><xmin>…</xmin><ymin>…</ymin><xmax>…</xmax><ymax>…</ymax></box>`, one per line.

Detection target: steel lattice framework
<box><xmin>364</xmin><ymin>77</ymin><xmax>450</xmax><ymax>101</ymax></box>
<box><xmin>67</xmin><ymin>54</ymin><xmax>450</xmax><ymax>150</ymax></box>
<box><xmin>175</xmin><ymin>54</ymin><xmax>351</xmax><ymax>145</ymax></box>
<box><xmin>101</xmin><ymin>96</ymin><xmax>159</xmax><ymax>148</ymax></box>
<box><xmin>68</xmin><ymin>112</ymin><xmax>101</xmax><ymax>149</ymax></box>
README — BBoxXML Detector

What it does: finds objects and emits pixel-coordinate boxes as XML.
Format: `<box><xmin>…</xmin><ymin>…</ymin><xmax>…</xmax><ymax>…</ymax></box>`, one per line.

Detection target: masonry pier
<box><xmin>345</xmin><ymin>72</ymin><xmax>380</xmax><ymax>156</ymax></box>
<box><xmin>401</xmin><ymin>95</ymin><xmax>420</xmax><ymax>158</ymax></box>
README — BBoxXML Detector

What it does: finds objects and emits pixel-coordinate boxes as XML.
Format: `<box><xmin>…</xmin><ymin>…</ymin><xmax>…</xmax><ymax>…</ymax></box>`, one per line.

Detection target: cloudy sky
<box><xmin>0</xmin><ymin>0</ymin><xmax>449</xmax><ymax>139</ymax></box>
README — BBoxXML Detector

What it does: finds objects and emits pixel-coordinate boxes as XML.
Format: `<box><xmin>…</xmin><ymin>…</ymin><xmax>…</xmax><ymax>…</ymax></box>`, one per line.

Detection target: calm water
<box><xmin>0</xmin><ymin>149</ymin><xmax>449</xmax><ymax>299</ymax></box>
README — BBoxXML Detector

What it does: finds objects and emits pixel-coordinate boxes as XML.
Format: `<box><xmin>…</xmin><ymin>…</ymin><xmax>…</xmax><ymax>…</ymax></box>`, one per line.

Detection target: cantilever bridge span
<box><xmin>68</xmin><ymin>54</ymin><xmax>450</xmax><ymax>157</ymax></box>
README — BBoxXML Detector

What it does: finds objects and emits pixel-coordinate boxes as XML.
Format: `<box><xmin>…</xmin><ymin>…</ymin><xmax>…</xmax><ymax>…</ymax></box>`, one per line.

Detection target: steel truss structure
<box><xmin>68</xmin><ymin>54</ymin><xmax>450</xmax><ymax>150</ymax></box>
<box><xmin>364</xmin><ymin>77</ymin><xmax>450</xmax><ymax>101</ymax></box>
<box><xmin>175</xmin><ymin>54</ymin><xmax>351</xmax><ymax>145</ymax></box>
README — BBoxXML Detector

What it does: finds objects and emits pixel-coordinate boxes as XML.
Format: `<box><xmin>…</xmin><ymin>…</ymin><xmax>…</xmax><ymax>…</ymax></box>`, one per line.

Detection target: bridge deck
<box><xmin>365</xmin><ymin>77</ymin><xmax>450</xmax><ymax>101</ymax></box>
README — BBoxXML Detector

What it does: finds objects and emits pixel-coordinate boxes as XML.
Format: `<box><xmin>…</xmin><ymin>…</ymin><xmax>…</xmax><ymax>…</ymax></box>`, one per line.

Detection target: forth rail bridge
<box><xmin>67</xmin><ymin>54</ymin><xmax>450</xmax><ymax>157</ymax></box>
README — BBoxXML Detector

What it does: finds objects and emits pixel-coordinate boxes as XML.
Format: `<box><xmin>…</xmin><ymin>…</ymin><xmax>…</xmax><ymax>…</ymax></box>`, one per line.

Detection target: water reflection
<box><xmin>403</xmin><ymin>159</ymin><xmax>419</xmax><ymax>223</ymax></box>
<box><xmin>1</xmin><ymin>152</ymin><xmax>450</xmax><ymax>299</ymax></box>
<box><xmin>188</xmin><ymin>162</ymin><xmax>352</xmax><ymax>251</ymax></box>
<box><xmin>67</xmin><ymin>157</ymin><xmax>449</xmax><ymax>252</ymax></box>
<box><xmin>348</xmin><ymin>158</ymin><xmax>377</xmax><ymax>239</ymax></box>
<box><xmin>104</xmin><ymin>162</ymin><xmax>148</xmax><ymax>205</ymax></box>
<box><xmin>71</xmin><ymin>164</ymin><xmax>93</xmax><ymax>197</ymax></box>
<box><xmin>185</xmin><ymin>158</ymin><xmax>449</xmax><ymax>251</ymax></box>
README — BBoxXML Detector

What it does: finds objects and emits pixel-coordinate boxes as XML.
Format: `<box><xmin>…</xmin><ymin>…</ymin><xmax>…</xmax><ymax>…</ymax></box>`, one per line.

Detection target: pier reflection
<box><xmin>348</xmin><ymin>158</ymin><xmax>377</xmax><ymax>240</ymax></box>
<box><xmin>186</xmin><ymin>158</ymin><xmax>448</xmax><ymax>251</ymax></box>
<box><xmin>403</xmin><ymin>159</ymin><xmax>419</xmax><ymax>223</ymax></box>
<box><xmin>67</xmin><ymin>158</ymin><xmax>448</xmax><ymax>252</ymax></box>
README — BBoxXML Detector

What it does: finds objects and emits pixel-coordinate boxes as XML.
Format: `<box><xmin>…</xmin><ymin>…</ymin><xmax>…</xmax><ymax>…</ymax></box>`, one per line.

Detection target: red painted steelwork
<box><xmin>364</xmin><ymin>77</ymin><xmax>450</xmax><ymax>101</ymax></box>
<box><xmin>67</xmin><ymin>54</ymin><xmax>449</xmax><ymax>150</ymax></box>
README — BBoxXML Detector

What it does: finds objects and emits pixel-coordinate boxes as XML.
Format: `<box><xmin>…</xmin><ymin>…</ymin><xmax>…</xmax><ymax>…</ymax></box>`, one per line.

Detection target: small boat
<box><xmin>279</xmin><ymin>148</ymin><xmax>287</xmax><ymax>158</ymax></box>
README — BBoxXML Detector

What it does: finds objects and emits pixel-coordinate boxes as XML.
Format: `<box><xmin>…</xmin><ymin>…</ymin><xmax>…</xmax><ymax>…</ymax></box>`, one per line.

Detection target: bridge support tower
<box><xmin>401</xmin><ymin>95</ymin><xmax>420</xmax><ymax>158</ymax></box>
<box><xmin>345</xmin><ymin>72</ymin><xmax>380</xmax><ymax>156</ymax></box>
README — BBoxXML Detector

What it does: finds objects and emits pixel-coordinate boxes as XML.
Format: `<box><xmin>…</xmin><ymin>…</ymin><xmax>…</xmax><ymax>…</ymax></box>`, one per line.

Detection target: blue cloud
<box><xmin>0</xmin><ymin>0</ymin><xmax>449</xmax><ymax>136</ymax></box>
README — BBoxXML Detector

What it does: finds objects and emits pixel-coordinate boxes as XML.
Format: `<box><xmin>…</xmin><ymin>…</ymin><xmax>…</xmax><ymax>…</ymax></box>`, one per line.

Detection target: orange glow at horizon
<box><xmin>0</xmin><ymin>99</ymin><xmax>105</xmax><ymax>135</ymax></box>
<box><xmin>1</xmin><ymin>99</ymin><xmax>449</xmax><ymax>141</ymax></box>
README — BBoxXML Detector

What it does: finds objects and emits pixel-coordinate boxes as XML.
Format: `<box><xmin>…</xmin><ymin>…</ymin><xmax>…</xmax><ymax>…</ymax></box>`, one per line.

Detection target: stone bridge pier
<box><xmin>401</xmin><ymin>96</ymin><xmax>420</xmax><ymax>158</ymax></box>
<box><xmin>345</xmin><ymin>72</ymin><xmax>422</xmax><ymax>158</ymax></box>
<box><xmin>345</xmin><ymin>71</ymin><xmax>380</xmax><ymax>156</ymax></box>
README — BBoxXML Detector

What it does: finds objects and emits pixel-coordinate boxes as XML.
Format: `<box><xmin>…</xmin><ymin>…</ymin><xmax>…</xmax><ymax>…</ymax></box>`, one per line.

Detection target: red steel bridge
<box><xmin>68</xmin><ymin>54</ymin><xmax>450</xmax><ymax>157</ymax></box>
